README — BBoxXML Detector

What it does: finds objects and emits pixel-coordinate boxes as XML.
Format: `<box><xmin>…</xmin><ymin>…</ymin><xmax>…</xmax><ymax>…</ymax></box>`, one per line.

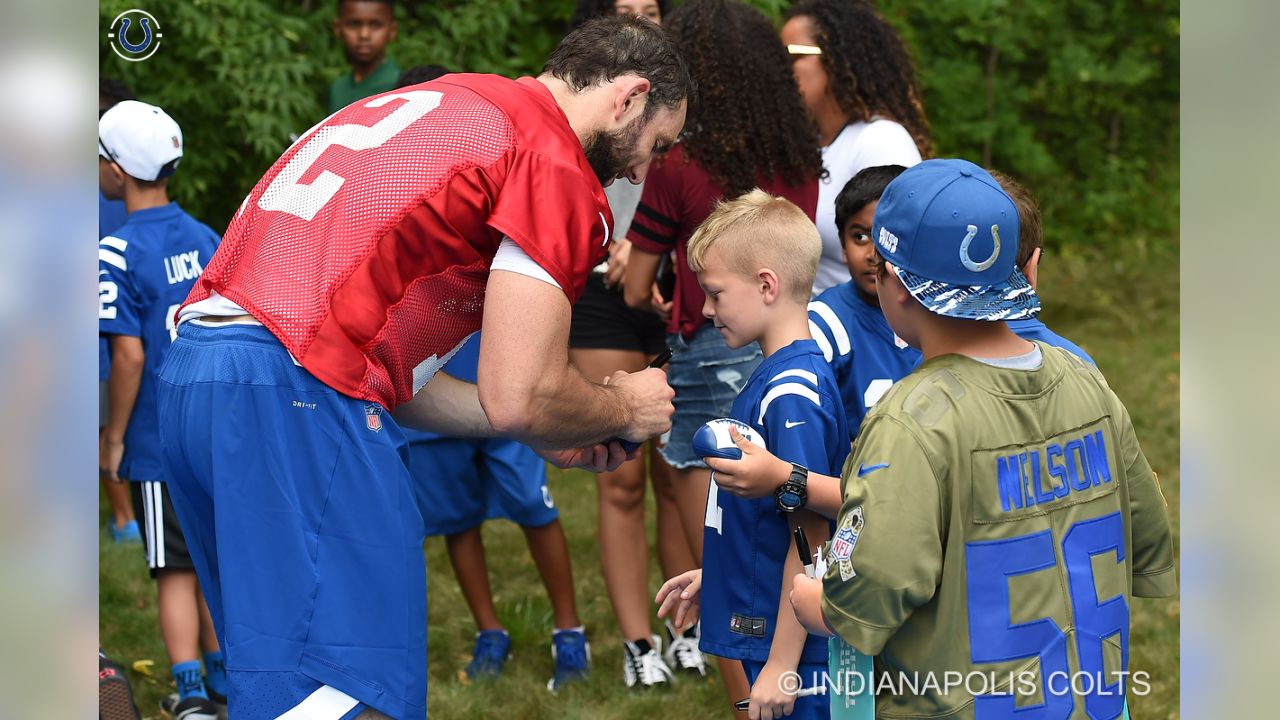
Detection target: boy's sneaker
<box><xmin>622</xmin><ymin>635</ymin><xmax>674</xmax><ymax>689</ymax></box>
<box><xmin>546</xmin><ymin>627</ymin><xmax>590</xmax><ymax>692</ymax></box>
<box><xmin>465</xmin><ymin>630</ymin><xmax>511</xmax><ymax>680</ymax></box>
<box><xmin>159</xmin><ymin>694</ymin><xmax>219</xmax><ymax>720</ymax></box>
<box><xmin>664</xmin><ymin>620</ymin><xmax>707</xmax><ymax>677</ymax></box>
<box><xmin>205</xmin><ymin>688</ymin><xmax>228</xmax><ymax>720</ymax></box>
<box><xmin>111</xmin><ymin>520</ymin><xmax>141</xmax><ymax>544</ymax></box>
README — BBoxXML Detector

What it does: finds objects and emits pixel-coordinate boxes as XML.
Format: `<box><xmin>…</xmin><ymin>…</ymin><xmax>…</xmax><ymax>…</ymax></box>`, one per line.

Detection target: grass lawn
<box><xmin>100</xmin><ymin>237</ymin><xmax>1179</xmax><ymax>719</ymax></box>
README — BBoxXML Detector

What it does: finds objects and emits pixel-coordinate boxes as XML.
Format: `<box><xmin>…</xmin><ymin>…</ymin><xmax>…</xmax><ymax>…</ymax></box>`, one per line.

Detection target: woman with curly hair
<box><xmin>622</xmin><ymin>0</ymin><xmax>824</xmax><ymax>714</ymax></box>
<box><xmin>565</xmin><ymin>0</ymin><xmax>704</xmax><ymax>692</ymax></box>
<box><xmin>782</xmin><ymin>0</ymin><xmax>932</xmax><ymax>293</ymax></box>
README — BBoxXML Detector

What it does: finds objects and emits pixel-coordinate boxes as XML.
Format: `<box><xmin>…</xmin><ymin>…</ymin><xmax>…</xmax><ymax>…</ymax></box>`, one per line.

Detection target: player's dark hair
<box><xmin>99</xmin><ymin>77</ymin><xmax>135</xmax><ymax>113</ymax></box>
<box><xmin>786</xmin><ymin>0</ymin><xmax>931</xmax><ymax>158</ymax></box>
<box><xmin>569</xmin><ymin>0</ymin><xmax>672</xmax><ymax>30</ymax></box>
<box><xmin>543</xmin><ymin>15</ymin><xmax>692</xmax><ymax>121</ymax></box>
<box><xmin>665</xmin><ymin>0</ymin><xmax>822</xmax><ymax>198</ymax></box>
<box><xmin>834</xmin><ymin>164</ymin><xmax>905</xmax><ymax>233</ymax></box>
<box><xmin>336</xmin><ymin>0</ymin><xmax>394</xmax><ymax>9</ymax></box>
<box><xmin>988</xmin><ymin>169</ymin><xmax>1042</xmax><ymax>268</ymax></box>
<box><xmin>396</xmin><ymin>64</ymin><xmax>451</xmax><ymax>88</ymax></box>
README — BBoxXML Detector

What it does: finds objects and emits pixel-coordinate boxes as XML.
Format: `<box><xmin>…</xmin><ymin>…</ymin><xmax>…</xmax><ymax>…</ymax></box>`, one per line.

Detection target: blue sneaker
<box><xmin>546</xmin><ymin>627</ymin><xmax>590</xmax><ymax>693</ymax></box>
<box><xmin>111</xmin><ymin>520</ymin><xmax>141</xmax><ymax>544</ymax></box>
<box><xmin>465</xmin><ymin>630</ymin><xmax>510</xmax><ymax>680</ymax></box>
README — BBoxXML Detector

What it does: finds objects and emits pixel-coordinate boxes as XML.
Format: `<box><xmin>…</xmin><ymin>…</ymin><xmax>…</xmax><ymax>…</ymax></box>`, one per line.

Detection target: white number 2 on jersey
<box><xmin>704</xmin><ymin>477</ymin><xmax>723</xmax><ymax>535</ymax></box>
<box><xmin>258</xmin><ymin>90</ymin><xmax>443</xmax><ymax>221</ymax></box>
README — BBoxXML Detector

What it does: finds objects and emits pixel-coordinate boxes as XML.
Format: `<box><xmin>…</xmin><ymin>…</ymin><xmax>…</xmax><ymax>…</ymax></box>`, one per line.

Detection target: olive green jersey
<box><xmin>821</xmin><ymin>344</ymin><xmax>1175</xmax><ymax>719</ymax></box>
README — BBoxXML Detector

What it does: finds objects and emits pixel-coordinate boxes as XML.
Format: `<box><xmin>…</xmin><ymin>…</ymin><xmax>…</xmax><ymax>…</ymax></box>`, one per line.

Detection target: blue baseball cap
<box><xmin>873</xmin><ymin>158</ymin><xmax>1040</xmax><ymax>321</ymax></box>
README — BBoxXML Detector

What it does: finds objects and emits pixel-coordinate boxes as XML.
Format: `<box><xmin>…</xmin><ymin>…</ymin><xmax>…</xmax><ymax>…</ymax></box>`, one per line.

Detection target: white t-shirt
<box><xmin>813</xmin><ymin>119</ymin><xmax>922</xmax><ymax>294</ymax></box>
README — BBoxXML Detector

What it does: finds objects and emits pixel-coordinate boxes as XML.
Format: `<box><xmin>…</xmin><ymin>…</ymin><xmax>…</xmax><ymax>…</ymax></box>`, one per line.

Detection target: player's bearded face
<box><xmin>584</xmin><ymin>114</ymin><xmax>646</xmax><ymax>186</ymax></box>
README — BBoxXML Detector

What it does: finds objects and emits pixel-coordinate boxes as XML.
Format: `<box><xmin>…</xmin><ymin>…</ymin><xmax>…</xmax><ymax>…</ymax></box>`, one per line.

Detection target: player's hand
<box><xmin>655</xmin><ymin>569</ymin><xmax>702</xmax><ymax>631</ymax></box>
<box><xmin>608</xmin><ymin>367</ymin><xmax>674</xmax><ymax>443</ymax></box>
<box><xmin>789</xmin><ymin>573</ymin><xmax>832</xmax><ymax>638</ymax></box>
<box><xmin>748</xmin><ymin>660</ymin><xmax>798</xmax><ymax>720</ymax></box>
<box><xmin>99</xmin><ymin>436</ymin><xmax>125</xmax><ymax>483</ymax></box>
<box><xmin>603</xmin><ymin>239</ymin><xmax>631</xmax><ymax>288</ymax></box>
<box><xmin>538</xmin><ymin>441</ymin><xmax>634</xmax><ymax>473</ymax></box>
<box><xmin>649</xmin><ymin>283</ymin><xmax>673</xmax><ymax>323</ymax></box>
<box><xmin>706</xmin><ymin>426</ymin><xmax>790</xmax><ymax>498</ymax></box>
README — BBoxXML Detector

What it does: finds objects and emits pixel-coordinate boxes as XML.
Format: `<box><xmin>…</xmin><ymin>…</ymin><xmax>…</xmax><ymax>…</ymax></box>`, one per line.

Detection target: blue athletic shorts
<box><xmin>741</xmin><ymin>659</ymin><xmax>831</xmax><ymax>720</ymax></box>
<box><xmin>660</xmin><ymin>323</ymin><xmax>762</xmax><ymax>469</ymax></box>
<box><xmin>157</xmin><ymin>322</ymin><xmax>427</xmax><ymax>719</ymax></box>
<box><xmin>403</xmin><ymin>434</ymin><xmax>557</xmax><ymax>536</ymax></box>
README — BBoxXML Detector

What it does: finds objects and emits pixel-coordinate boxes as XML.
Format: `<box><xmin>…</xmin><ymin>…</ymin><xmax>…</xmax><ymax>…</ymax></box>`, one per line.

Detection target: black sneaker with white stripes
<box><xmin>622</xmin><ymin>636</ymin><xmax>675</xmax><ymax>689</ymax></box>
<box><xmin>664</xmin><ymin>620</ymin><xmax>708</xmax><ymax>677</ymax></box>
<box><xmin>160</xmin><ymin>694</ymin><xmax>220</xmax><ymax>720</ymax></box>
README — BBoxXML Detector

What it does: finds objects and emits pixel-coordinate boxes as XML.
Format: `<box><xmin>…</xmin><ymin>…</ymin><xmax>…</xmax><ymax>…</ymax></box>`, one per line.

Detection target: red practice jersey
<box><xmin>184</xmin><ymin>74</ymin><xmax>612</xmax><ymax>408</ymax></box>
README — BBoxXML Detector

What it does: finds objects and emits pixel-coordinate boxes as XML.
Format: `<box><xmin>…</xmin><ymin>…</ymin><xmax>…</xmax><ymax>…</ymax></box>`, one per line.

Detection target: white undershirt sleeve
<box><xmin>490</xmin><ymin>237</ymin><xmax>562</xmax><ymax>290</ymax></box>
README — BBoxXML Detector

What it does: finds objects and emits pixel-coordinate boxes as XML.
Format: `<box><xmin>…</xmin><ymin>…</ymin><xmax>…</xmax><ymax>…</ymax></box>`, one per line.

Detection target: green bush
<box><xmin>100</xmin><ymin>0</ymin><xmax>1178</xmax><ymax>250</ymax></box>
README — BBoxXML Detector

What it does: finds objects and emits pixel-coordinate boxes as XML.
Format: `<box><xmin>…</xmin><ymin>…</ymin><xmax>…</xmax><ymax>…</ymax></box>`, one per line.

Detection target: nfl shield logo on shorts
<box><xmin>365</xmin><ymin>404</ymin><xmax>383</xmax><ymax>432</ymax></box>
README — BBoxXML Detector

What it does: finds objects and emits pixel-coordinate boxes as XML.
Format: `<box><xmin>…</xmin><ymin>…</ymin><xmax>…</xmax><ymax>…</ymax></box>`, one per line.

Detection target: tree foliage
<box><xmin>100</xmin><ymin>0</ymin><xmax>1178</xmax><ymax>249</ymax></box>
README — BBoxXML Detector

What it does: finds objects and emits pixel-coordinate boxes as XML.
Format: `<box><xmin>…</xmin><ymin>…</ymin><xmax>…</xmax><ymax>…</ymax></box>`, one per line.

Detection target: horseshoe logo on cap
<box><xmin>959</xmin><ymin>224</ymin><xmax>1001</xmax><ymax>272</ymax></box>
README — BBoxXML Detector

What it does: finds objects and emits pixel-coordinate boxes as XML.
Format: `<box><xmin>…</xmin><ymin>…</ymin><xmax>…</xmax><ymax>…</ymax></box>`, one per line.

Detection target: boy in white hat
<box><xmin>98</xmin><ymin>100</ymin><xmax>225</xmax><ymax>720</ymax></box>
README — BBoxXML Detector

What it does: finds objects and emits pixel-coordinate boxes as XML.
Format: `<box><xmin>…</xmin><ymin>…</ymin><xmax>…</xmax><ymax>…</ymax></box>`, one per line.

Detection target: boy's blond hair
<box><xmin>686</xmin><ymin>189</ymin><xmax>820</xmax><ymax>303</ymax></box>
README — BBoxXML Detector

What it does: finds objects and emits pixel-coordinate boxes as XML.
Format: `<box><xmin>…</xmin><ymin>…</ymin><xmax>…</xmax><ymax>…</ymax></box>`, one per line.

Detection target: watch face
<box><xmin>779</xmin><ymin>489</ymin><xmax>802</xmax><ymax>510</ymax></box>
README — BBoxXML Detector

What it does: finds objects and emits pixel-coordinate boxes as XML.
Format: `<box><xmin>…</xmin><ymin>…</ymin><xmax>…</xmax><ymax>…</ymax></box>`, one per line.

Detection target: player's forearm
<box><xmin>487</xmin><ymin>362</ymin><xmax>632</xmax><ymax>448</ymax></box>
<box><xmin>392</xmin><ymin>371</ymin><xmax>495</xmax><ymax>437</ymax></box>
<box><xmin>104</xmin><ymin>344</ymin><xmax>143</xmax><ymax>443</ymax></box>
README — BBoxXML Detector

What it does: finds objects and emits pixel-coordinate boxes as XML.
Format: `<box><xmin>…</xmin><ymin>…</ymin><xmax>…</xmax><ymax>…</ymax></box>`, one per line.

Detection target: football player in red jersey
<box><xmin>156</xmin><ymin>16</ymin><xmax>690</xmax><ymax>719</ymax></box>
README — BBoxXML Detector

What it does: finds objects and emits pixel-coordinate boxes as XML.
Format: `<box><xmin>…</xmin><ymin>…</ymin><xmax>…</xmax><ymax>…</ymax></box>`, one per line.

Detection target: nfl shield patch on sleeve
<box><xmin>829</xmin><ymin>506</ymin><xmax>864</xmax><ymax>581</ymax></box>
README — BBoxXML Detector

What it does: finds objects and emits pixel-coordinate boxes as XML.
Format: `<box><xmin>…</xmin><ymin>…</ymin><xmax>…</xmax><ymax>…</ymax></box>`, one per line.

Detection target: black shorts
<box><xmin>130</xmin><ymin>480</ymin><xmax>195</xmax><ymax>577</ymax></box>
<box><xmin>569</xmin><ymin>272</ymin><xmax>667</xmax><ymax>355</ymax></box>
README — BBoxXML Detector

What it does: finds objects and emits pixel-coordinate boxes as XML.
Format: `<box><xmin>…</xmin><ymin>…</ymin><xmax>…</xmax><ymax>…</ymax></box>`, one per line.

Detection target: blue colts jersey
<box><xmin>700</xmin><ymin>339</ymin><xmax>848</xmax><ymax>664</ymax></box>
<box><xmin>1008</xmin><ymin>317</ymin><xmax>1095</xmax><ymax>365</ymax></box>
<box><xmin>808</xmin><ymin>282</ymin><xmax>922</xmax><ymax>440</ymax></box>
<box><xmin>99</xmin><ymin>203</ymin><xmax>220</xmax><ymax>482</ymax></box>
<box><xmin>99</xmin><ymin>191</ymin><xmax>129</xmax><ymax>382</ymax></box>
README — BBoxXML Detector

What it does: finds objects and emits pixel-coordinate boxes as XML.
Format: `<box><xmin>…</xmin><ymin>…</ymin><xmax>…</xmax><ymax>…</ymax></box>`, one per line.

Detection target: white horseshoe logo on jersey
<box><xmin>959</xmin><ymin>224</ymin><xmax>1002</xmax><ymax>272</ymax></box>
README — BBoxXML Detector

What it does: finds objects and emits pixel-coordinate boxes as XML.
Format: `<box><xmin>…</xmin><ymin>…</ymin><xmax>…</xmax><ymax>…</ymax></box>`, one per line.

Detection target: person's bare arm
<box><xmin>101</xmin><ymin>335</ymin><xmax>143</xmax><ymax>481</ymax></box>
<box><xmin>393</xmin><ymin>369</ymin><xmax>632</xmax><ymax>472</ymax></box>
<box><xmin>477</xmin><ymin>269</ymin><xmax>672</xmax><ymax>448</ymax></box>
<box><xmin>622</xmin><ymin>245</ymin><xmax>674</xmax><ymax>320</ymax></box>
<box><xmin>392</xmin><ymin>369</ymin><xmax>495</xmax><ymax>437</ymax></box>
<box><xmin>750</xmin><ymin>510</ymin><xmax>831</xmax><ymax>718</ymax></box>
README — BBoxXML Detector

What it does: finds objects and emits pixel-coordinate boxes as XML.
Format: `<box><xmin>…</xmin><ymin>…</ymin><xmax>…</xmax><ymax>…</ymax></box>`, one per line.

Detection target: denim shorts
<box><xmin>660</xmin><ymin>323</ymin><xmax>762</xmax><ymax>469</ymax></box>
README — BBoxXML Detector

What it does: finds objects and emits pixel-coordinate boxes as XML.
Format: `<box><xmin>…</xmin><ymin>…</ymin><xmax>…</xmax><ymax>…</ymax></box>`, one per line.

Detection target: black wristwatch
<box><xmin>775</xmin><ymin>463</ymin><xmax>809</xmax><ymax>513</ymax></box>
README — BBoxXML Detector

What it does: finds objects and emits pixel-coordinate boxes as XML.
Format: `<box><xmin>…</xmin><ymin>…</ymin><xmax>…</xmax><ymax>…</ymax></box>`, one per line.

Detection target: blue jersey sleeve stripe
<box><xmin>808</xmin><ymin>319</ymin><xmax>835</xmax><ymax>362</ymax></box>
<box><xmin>757</xmin><ymin>382</ymin><xmax>822</xmax><ymax>424</ymax></box>
<box><xmin>808</xmin><ymin>301</ymin><xmax>850</xmax><ymax>357</ymax></box>
<box><xmin>99</xmin><ymin>248</ymin><xmax>128</xmax><ymax>271</ymax></box>
<box><xmin>770</xmin><ymin>368</ymin><xmax>819</xmax><ymax>386</ymax></box>
<box><xmin>99</xmin><ymin>236</ymin><xmax>128</xmax><ymax>253</ymax></box>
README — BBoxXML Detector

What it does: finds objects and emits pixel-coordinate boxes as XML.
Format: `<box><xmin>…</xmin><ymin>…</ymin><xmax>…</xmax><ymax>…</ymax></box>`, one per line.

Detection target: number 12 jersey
<box><xmin>183</xmin><ymin>75</ymin><xmax>612</xmax><ymax>409</ymax></box>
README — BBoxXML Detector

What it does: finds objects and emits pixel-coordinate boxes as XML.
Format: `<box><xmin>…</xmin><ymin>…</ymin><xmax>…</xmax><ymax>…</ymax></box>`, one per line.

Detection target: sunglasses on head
<box><xmin>786</xmin><ymin>44</ymin><xmax>822</xmax><ymax>56</ymax></box>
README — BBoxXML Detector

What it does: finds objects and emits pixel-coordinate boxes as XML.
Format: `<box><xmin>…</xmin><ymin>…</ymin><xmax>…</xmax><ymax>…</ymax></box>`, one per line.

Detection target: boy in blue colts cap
<box><xmin>789</xmin><ymin>159</ymin><xmax>1176</xmax><ymax>719</ymax></box>
<box><xmin>99</xmin><ymin>100</ymin><xmax>226</xmax><ymax>720</ymax></box>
